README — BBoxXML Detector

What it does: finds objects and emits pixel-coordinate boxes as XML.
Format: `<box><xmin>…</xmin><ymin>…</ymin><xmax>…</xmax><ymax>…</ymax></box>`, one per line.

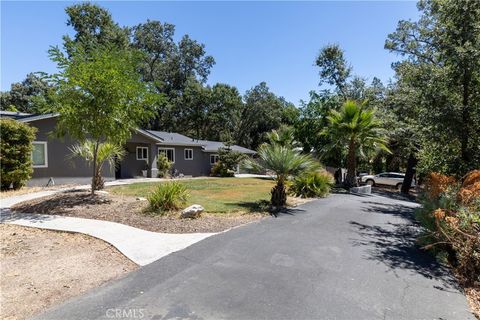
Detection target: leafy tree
<box><xmin>244</xmin><ymin>143</ymin><xmax>320</xmax><ymax>207</ymax></box>
<box><xmin>316</xmin><ymin>44</ymin><xmax>351</xmax><ymax>99</ymax></box>
<box><xmin>131</xmin><ymin>20</ymin><xmax>215</xmax><ymax>130</ymax></box>
<box><xmin>294</xmin><ymin>90</ymin><xmax>344</xmax><ymax>164</ymax></box>
<box><xmin>69</xmin><ymin>141</ymin><xmax>125</xmax><ymax>189</ymax></box>
<box><xmin>48</xmin><ymin>44</ymin><xmax>160</xmax><ymax>194</ymax></box>
<box><xmin>205</xmin><ymin>83</ymin><xmax>243</xmax><ymax>141</ymax></box>
<box><xmin>385</xmin><ymin>0</ymin><xmax>480</xmax><ymax>176</ymax></box>
<box><xmin>322</xmin><ymin>100</ymin><xmax>390</xmax><ymax>188</ymax></box>
<box><xmin>63</xmin><ymin>3</ymin><xmax>129</xmax><ymax>55</ymax></box>
<box><xmin>236</xmin><ymin>82</ymin><xmax>294</xmax><ymax>150</ymax></box>
<box><xmin>0</xmin><ymin>73</ymin><xmax>56</xmax><ymax>114</ymax></box>
<box><xmin>0</xmin><ymin>119</ymin><xmax>36</xmax><ymax>190</ymax></box>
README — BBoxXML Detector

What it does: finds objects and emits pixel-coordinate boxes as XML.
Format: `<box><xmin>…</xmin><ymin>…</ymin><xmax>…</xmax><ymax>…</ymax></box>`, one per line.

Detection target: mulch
<box><xmin>11</xmin><ymin>190</ymin><xmax>265</xmax><ymax>233</ymax></box>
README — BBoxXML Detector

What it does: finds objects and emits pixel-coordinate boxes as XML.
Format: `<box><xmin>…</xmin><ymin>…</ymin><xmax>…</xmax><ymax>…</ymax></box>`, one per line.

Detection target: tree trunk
<box><xmin>401</xmin><ymin>153</ymin><xmax>417</xmax><ymax>195</ymax></box>
<box><xmin>271</xmin><ymin>180</ymin><xmax>287</xmax><ymax>207</ymax></box>
<box><xmin>91</xmin><ymin>141</ymin><xmax>100</xmax><ymax>196</ymax></box>
<box><xmin>344</xmin><ymin>138</ymin><xmax>357</xmax><ymax>188</ymax></box>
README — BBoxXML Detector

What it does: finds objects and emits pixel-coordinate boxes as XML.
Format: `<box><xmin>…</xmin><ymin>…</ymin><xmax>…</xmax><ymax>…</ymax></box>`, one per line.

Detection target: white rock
<box><xmin>180</xmin><ymin>204</ymin><xmax>204</xmax><ymax>219</ymax></box>
<box><xmin>136</xmin><ymin>197</ymin><xmax>147</xmax><ymax>201</ymax></box>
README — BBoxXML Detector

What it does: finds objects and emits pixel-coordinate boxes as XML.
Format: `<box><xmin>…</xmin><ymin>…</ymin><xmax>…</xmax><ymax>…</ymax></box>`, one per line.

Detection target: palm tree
<box><xmin>265</xmin><ymin>125</ymin><xmax>298</xmax><ymax>148</ymax></box>
<box><xmin>322</xmin><ymin>100</ymin><xmax>389</xmax><ymax>188</ymax></box>
<box><xmin>244</xmin><ymin>143</ymin><xmax>320</xmax><ymax>207</ymax></box>
<box><xmin>69</xmin><ymin>140</ymin><xmax>125</xmax><ymax>194</ymax></box>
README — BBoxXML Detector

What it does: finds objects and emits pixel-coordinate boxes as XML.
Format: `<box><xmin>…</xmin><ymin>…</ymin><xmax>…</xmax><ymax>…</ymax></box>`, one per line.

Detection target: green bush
<box><xmin>147</xmin><ymin>181</ymin><xmax>189</xmax><ymax>214</ymax></box>
<box><xmin>0</xmin><ymin>119</ymin><xmax>36</xmax><ymax>190</ymax></box>
<box><xmin>289</xmin><ymin>170</ymin><xmax>334</xmax><ymax>198</ymax></box>
<box><xmin>157</xmin><ymin>153</ymin><xmax>173</xmax><ymax>178</ymax></box>
<box><xmin>211</xmin><ymin>162</ymin><xmax>235</xmax><ymax>177</ymax></box>
<box><xmin>211</xmin><ymin>148</ymin><xmax>246</xmax><ymax>177</ymax></box>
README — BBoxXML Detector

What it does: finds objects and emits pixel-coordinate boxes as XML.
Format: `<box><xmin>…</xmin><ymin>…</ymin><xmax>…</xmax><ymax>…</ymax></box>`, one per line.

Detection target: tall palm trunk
<box><xmin>345</xmin><ymin>138</ymin><xmax>357</xmax><ymax>188</ymax></box>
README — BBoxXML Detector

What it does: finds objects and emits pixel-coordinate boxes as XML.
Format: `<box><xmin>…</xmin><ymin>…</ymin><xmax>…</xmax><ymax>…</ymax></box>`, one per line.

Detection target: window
<box><xmin>159</xmin><ymin>148</ymin><xmax>175</xmax><ymax>163</ymax></box>
<box><xmin>136</xmin><ymin>147</ymin><xmax>148</xmax><ymax>162</ymax></box>
<box><xmin>210</xmin><ymin>154</ymin><xmax>219</xmax><ymax>165</ymax></box>
<box><xmin>32</xmin><ymin>141</ymin><xmax>48</xmax><ymax>168</ymax></box>
<box><xmin>184</xmin><ymin>148</ymin><xmax>193</xmax><ymax>160</ymax></box>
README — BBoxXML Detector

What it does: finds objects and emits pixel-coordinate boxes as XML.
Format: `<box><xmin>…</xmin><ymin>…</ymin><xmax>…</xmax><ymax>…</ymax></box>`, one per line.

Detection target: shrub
<box><xmin>289</xmin><ymin>170</ymin><xmax>334</xmax><ymax>198</ymax></box>
<box><xmin>147</xmin><ymin>181</ymin><xmax>189</xmax><ymax>214</ymax></box>
<box><xmin>157</xmin><ymin>153</ymin><xmax>172</xmax><ymax>178</ymax></box>
<box><xmin>0</xmin><ymin>119</ymin><xmax>36</xmax><ymax>190</ymax></box>
<box><xmin>416</xmin><ymin>171</ymin><xmax>480</xmax><ymax>285</ymax></box>
<box><xmin>211</xmin><ymin>148</ymin><xmax>246</xmax><ymax>177</ymax></box>
<box><xmin>211</xmin><ymin>162</ymin><xmax>235</xmax><ymax>177</ymax></box>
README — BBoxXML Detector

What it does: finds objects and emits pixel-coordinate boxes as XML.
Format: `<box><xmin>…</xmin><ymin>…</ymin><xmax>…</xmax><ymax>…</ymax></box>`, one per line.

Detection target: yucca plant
<box><xmin>321</xmin><ymin>100</ymin><xmax>390</xmax><ymax>188</ymax></box>
<box><xmin>147</xmin><ymin>181</ymin><xmax>189</xmax><ymax>214</ymax></box>
<box><xmin>243</xmin><ymin>143</ymin><xmax>320</xmax><ymax>207</ymax></box>
<box><xmin>69</xmin><ymin>140</ymin><xmax>125</xmax><ymax>194</ymax></box>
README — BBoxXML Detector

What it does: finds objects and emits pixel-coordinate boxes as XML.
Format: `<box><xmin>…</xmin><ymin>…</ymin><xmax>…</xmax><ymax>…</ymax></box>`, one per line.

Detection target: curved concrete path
<box><xmin>0</xmin><ymin>183</ymin><xmax>217</xmax><ymax>266</ymax></box>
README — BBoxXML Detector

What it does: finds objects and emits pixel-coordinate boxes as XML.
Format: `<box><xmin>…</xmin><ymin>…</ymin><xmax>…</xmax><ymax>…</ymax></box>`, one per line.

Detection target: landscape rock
<box><xmin>180</xmin><ymin>204</ymin><xmax>204</xmax><ymax>219</ymax></box>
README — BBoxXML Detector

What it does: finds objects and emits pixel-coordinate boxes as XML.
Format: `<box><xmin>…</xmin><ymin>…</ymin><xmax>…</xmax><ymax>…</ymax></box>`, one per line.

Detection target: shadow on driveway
<box><xmin>350</xmin><ymin>200</ymin><xmax>459</xmax><ymax>290</ymax></box>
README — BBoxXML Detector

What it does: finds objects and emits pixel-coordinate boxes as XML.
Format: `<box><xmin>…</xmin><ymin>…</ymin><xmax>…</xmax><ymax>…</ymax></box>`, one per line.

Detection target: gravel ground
<box><xmin>0</xmin><ymin>224</ymin><xmax>137</xmax><ymax>320</ymax></box>
<box><xmin>11</xmin><ymin>190</ymin><xmax>270</xmax><ymax>233</ymax></box>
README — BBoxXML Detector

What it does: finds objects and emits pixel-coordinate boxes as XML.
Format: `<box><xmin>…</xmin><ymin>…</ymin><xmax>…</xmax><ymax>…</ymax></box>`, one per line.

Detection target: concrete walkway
<box><xmin>0</xmin><ymin>181</ymin><xmax>217</xmax><ymax>266</ymax></box>
<box><xmin>0</xmin><ymin>212</ymin><xmax>215</xmax><ymax>266</ymax></box>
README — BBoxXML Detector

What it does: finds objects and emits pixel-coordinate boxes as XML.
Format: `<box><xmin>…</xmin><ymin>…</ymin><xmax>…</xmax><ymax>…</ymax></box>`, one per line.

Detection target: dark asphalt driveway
<box><xmin>36</xmin><ymin>193</ymin><xmax>474</xmax><ymax>320</ymax></box>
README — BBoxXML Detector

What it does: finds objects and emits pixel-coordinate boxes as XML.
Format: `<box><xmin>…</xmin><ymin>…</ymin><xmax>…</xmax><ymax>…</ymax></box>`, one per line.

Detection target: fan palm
<box><xmin>244</xmin><ymin>143</ymin><xmax>320</xmax><ymax>207</ymax></box>
<box><xmin>69</xmin><ymin>140</ymin><xmax>125</xmax><ymax>194</ymax></box>
<box><xmin>322</xmin><ymin>100</ymin><xmax>389</xmax><ymax>188</ymax></box>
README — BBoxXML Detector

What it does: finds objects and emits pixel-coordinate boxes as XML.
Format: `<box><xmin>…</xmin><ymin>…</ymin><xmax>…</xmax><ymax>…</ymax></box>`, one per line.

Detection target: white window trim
<box><xmin>32</xmin><ymin>141</ymin><xmax>48</xmax><ymax>168</ymax></box>
<box><xmin>184</xmin><ymin>148</ymin><xmax>193</xmax><ymax>160</ymax></box>
<box><xmin>158</xmin><ymin>147</ymin><xmax>175</xmax><ymax>163</ymax></box>
<box><xmin>136</xmin><ymin>146</ymin><xmax>149</xmax><ymax>162</ymax></box>
<box><xmin>210</xmin><ymin>154</ymin><xmax>219</xmax><ymax>165</ymax></box>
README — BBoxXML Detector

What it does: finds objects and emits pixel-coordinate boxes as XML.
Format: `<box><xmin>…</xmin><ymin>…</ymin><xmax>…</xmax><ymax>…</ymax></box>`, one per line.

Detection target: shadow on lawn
<box><xmin>228</xmin><ymin>200</ymin><xmax>307</xmax><ymax>217</ymax></box>
<box><xmin>350</xmin><ymin>201</ymin><xmax>459</xmax><ymax>289</ymax></box>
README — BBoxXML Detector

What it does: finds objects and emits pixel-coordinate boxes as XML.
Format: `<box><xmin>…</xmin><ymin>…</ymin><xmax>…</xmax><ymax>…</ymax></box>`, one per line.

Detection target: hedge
<box><xmin>0</xmin><ymin>119</ymin><xmax>36</xmax><ymax>190</ymax></box>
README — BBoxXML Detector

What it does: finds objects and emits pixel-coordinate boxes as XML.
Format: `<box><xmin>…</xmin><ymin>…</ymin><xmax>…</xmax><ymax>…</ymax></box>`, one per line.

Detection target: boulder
<box><xmin>180</xmin><ymin>204</ymin><xmax>204</xmax><ymax>219</ymax></box>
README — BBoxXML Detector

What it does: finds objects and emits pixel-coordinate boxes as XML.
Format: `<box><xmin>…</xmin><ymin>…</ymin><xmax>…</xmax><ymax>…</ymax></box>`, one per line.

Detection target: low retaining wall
<box><xmin>350</xmin><ymin>185</ymin><xmax>372</xmax><ymax>194</ymax></box>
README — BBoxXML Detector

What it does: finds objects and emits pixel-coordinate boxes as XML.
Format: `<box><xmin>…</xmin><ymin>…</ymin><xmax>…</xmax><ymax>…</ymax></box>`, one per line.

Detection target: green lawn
<box><xmin>108</xmin><ymin>177</ymin><xmax>275</xmax><ymax>213</ymax></box>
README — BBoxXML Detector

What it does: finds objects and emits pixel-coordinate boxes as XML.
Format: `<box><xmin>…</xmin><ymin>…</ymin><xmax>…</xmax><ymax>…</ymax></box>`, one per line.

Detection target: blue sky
<box><xmin>1</xmin><ymin>1</ymin><xmax>419</xmax><ymax>105</ymax></box>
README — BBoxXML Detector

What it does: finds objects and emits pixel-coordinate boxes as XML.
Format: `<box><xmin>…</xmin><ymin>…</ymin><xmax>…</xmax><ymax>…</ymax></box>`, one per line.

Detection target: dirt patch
<box><xmin>12</xmin><ymin>190</ymin><xmax>266</xmax><ymax>233</ymax></box>
<box><xmin>0</xmin><ymin>224</ymin><xmax>137</xmax><ymax>320</ymax></box>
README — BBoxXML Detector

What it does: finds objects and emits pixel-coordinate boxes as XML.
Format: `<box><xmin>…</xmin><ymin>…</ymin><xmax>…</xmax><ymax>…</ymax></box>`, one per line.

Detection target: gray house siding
<box><xmin>27</xmin><ymin>118</ymin><xmax>114</xmax><ymax>186</ymax></box>
<box><xmin>158</xmin><ymin>145</ymin><xmax>208</xmax><ymax>176</ymax></box>
<box><xmin>4</xmin><ymin>113</ymin><xmax>256</xmax><ymax>186</ymax></box>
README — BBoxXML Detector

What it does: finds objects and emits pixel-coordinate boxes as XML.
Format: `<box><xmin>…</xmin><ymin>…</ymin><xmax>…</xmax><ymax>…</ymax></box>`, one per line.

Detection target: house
<box><xmin>1</xmin><ymin>111</ymin><xmax>255</xmax><ymax>186</ymax></box>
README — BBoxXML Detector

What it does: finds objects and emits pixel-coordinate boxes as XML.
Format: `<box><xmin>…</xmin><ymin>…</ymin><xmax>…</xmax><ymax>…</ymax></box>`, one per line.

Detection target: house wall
<box><xmin>119</xmin><ymin>142</ymin><xmax>151</xmax><ymax>178</ymax></box>
<box><xmin>159</xmin><ymin>145</ymin><xmax>209</xmax><ymax>176</ymax></box>
<box><xmin>27</xmin><ymin>118</ymin><xmax>114</xmax><ymax>186</ymax></box>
